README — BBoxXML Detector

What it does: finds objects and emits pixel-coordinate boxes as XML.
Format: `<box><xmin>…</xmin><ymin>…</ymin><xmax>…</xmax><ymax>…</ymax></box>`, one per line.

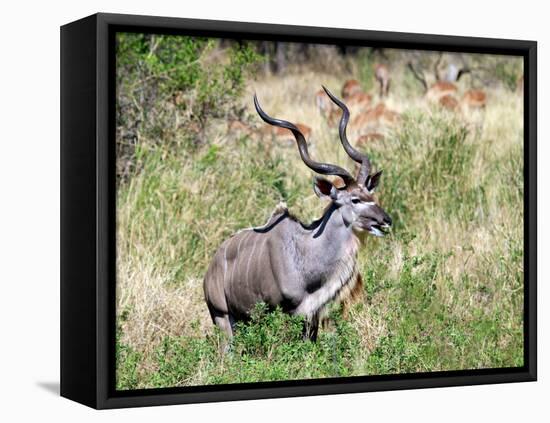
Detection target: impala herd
<box><xmin>227</xmin><ymin>58</ymin><xmax>518</xmax><ymax>149</ymax></box>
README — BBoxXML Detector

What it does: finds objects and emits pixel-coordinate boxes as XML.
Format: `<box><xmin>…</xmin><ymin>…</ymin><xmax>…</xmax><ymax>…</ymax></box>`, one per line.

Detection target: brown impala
<box><xmin>203</xmin><ymin>87</ymin><xmax>392</xmax><ymax>341</ymax></box>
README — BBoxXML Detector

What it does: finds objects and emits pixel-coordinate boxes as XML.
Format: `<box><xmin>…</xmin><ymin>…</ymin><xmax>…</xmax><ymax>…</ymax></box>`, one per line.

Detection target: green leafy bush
<box><xmin>126</xmin><ymin>304</ymin><xmax>362</xmax><ymax>389</ymax></box>
<box><xmin>116</xmin><ymin>33</ymin><xmax>262</xmax><ymax>181</ymax></box>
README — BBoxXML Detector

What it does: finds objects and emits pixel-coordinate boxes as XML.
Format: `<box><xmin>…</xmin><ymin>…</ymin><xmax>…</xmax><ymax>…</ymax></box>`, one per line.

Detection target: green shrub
<box><xmin>128</xmin><ymin>304</ymin><xmax>363</xmax><ymax>387</ymax></box>
<box><xmin>115</xmin><ymin>33</ymin><xmax>263</xmax><ymax>181</ymax></box>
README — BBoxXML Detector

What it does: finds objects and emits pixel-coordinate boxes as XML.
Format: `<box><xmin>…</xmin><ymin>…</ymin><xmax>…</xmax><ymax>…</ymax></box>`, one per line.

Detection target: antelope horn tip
<box><xmin>322</xmin><ymin>85</ymin><xmax>334</xmax><ymax>97</ymax></box>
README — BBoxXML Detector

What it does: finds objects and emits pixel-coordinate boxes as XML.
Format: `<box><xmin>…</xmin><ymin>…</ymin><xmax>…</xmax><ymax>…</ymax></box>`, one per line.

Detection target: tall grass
<box><xmin>116</xmin><ymin>57</ymin><xmax>524</xmax><ymax>389</ymax></box>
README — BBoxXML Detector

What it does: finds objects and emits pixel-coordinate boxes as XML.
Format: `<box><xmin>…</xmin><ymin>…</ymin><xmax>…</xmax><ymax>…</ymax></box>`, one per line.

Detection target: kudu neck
<box><xmin>296</xmin><ymin>202</ymin><xmax>360</xmax><ymax>273</ymax></box>
<box><xmin>310</xmin><ymin>202</ymin><xmax>355</xmax><ymax>242</ymax></box>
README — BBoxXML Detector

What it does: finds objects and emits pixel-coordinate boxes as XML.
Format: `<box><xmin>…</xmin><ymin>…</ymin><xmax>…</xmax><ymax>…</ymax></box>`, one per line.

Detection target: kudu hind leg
<box><xmin>207</xmin><ymin>303</ymin><xmax>234</xmax><ymax>338</ymax></box>
<box><xmin>213</xmin><ymin>314</ymin><xmax>234</xmax><ymax>338</ymax></box>
<box><xmin>211</xmin><ymin>312</ymin><xmax>236</xmax><ymax>354</ymax></box>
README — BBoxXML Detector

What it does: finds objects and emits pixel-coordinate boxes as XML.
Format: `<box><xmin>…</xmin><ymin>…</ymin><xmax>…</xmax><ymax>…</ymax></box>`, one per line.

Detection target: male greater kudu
<box><xmin>203</xmin><ymin>87</ymin><xmax>392</xmax><ymax>341</ymax></box>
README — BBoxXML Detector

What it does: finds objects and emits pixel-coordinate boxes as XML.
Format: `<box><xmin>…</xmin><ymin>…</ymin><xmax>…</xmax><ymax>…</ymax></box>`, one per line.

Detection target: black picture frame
<box><xmin>60</xmin><ymin>12</ymin><xmax>537</xmax><ymax>409</ymax></box>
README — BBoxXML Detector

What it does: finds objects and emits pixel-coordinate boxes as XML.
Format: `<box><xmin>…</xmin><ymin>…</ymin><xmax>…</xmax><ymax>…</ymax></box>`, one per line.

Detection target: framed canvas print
<box><xmin>60</xmin><ymin>13</ymin><xmax>537</xmax><ymax>409</ymax></box>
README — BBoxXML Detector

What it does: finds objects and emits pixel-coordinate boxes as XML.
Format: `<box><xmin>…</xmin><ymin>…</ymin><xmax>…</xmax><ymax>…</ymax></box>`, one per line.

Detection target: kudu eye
<box><xmin>351</xmin><ymin>198</ymin><xmax>361</xmax><ymax>204</ymax></box>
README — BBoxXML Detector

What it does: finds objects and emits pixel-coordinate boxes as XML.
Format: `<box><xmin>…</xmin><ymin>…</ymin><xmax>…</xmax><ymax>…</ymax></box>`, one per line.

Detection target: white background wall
<box><xmin>0</xmin><ymin>0</ymin><xmax>546</xmax><ymax>420</ymax></box>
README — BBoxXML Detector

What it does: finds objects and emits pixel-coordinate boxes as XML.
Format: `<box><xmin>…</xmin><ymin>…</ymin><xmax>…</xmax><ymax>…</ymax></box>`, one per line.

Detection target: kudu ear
<box><xmin>313</xmin><ymin>177</ymin><xmax>339</xmax><ymax>201</ymax></box>
<box><xmin>366</xmin><ymin>170</ymin><xmax>383</xmax><ymax>192</ymax></box>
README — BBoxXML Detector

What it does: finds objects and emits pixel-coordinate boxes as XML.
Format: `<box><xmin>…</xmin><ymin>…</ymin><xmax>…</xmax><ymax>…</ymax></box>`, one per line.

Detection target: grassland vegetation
<box><xmin>115</xmin><ymin>37</ymin><xmax>524</xmax><ymax>389</ymax></box>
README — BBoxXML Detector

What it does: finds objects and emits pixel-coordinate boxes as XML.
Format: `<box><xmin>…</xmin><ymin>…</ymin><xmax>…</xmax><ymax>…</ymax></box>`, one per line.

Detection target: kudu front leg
<box><xmin>303</xmin><ymin>315</ymin><xmax>320</xmax><ymax>342</ymax></box>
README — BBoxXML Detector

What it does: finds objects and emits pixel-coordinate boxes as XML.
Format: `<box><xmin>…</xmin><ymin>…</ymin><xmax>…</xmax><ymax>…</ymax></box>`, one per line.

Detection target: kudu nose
<box><xmin>383</xmin><ymin>214</ymin><xmax>392</xmax><ymax>227</ymax></box>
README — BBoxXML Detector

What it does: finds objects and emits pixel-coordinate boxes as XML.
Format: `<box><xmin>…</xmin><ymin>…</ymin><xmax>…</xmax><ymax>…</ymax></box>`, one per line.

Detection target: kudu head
<box><xmin>254</xmin><ymin>86</ymin><xmax>392</xmax><ymax>237</ymax></box>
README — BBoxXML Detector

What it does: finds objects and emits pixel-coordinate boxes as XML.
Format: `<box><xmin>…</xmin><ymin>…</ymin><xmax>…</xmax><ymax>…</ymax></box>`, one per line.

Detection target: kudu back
<box><xmin>203</xmin><ymin>86</ymin><xmax>392</xmax><ymax>341</ymax></box>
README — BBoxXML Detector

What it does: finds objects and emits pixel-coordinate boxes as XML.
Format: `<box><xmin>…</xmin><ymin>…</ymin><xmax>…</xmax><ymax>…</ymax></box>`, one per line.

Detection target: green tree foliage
<box><xmin>116</xmin><ymin>33</ymin><xmax>262</xmax><ymax>181</ymax></box>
